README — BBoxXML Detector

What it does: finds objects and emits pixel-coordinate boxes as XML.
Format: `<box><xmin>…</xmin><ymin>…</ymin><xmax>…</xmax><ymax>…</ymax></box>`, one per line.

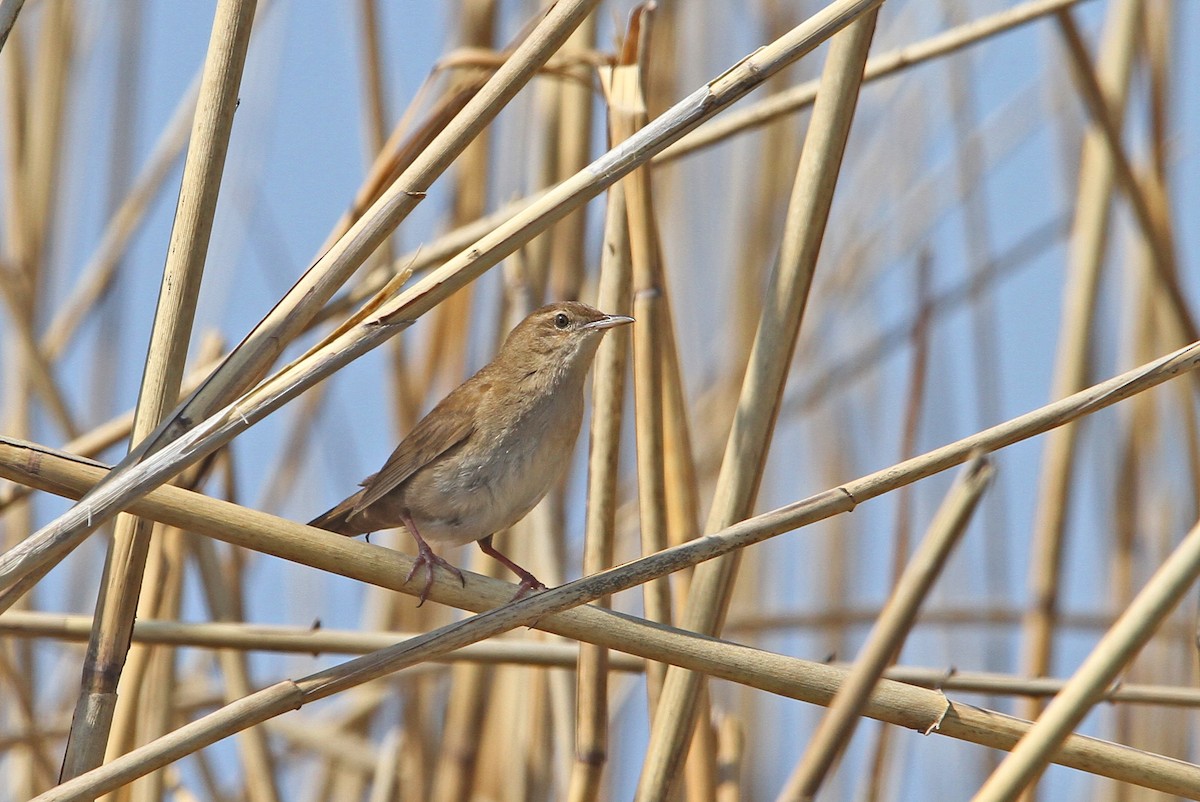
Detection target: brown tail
<box><xmin>307</xmin><ymin>491</ymin><xmax>369</xmax><ymax>536</ymax></box>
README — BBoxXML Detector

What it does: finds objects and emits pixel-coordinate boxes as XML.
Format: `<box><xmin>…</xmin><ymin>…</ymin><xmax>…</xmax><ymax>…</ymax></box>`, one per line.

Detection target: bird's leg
<box><xmin>478</xmin><ymin>534</ymin><xmax>546</xmax><ymax>600</ymax></box>
<box><xmin>402</xmin><ymin>515</ymin><xmax>465</xmax><ymax>606</ymax></box>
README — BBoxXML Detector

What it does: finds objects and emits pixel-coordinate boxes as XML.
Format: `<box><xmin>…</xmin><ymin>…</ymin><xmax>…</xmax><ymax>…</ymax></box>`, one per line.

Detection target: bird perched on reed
<box><xmin>309</xmin><ymin>301</ymin><xmax>633</xmax><ymax>604</ymax></box>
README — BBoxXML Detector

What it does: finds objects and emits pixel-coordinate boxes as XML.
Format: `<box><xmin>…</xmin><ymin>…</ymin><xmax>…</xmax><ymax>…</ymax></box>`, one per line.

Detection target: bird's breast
<box><xmin>404</xmin><ymin>389</ymin><xmax>585</xmax><ymax>546</ymax></box>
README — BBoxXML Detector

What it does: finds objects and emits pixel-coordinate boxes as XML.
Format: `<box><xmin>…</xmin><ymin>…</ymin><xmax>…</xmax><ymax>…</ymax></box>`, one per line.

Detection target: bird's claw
<box><xmin>405</xmin><ymin>547</ymin><xmax>465</xmax><ymax>607</ymax></box>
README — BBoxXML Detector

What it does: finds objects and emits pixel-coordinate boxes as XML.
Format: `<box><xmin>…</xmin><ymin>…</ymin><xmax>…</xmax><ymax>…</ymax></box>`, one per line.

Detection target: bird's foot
<box><xmin>510</xmin><ymin>571</ymin><xmax>547</xmax><ymax>602</ymax></box>
<box><xmin>405</xmin><ymin>543</ymin><xmax>465</xmax><ymax>607</ymax></box>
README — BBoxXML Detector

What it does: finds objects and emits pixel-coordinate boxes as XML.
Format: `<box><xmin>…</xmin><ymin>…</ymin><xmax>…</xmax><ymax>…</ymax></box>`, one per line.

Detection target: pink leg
<box><xmin>403</xmin><ymin>515</ymin><xmax>464</xmax><ymax>606</ymax></box>
<box><xmin>478</xmin><ymin>534</ymin><xmax>546</xmax><ymax>600</ymax></box>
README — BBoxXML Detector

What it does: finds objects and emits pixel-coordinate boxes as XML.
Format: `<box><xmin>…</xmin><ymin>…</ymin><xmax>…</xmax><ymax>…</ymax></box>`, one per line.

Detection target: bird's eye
<box><xmin>554</xmin><ymin>313</ymin><xmax>570</xmax><ymax>329</ymax></box>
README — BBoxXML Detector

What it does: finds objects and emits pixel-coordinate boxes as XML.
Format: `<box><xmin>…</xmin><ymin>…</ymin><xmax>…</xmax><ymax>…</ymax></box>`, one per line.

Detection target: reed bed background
<box><xmin>0</xmin><ymin>0</ymin><xmax>1197</xmax><ymax>799</ymax></box>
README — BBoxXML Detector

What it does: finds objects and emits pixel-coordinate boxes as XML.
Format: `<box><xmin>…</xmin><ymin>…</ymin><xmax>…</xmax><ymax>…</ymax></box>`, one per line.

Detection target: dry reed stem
<box><xmin>356</xmin><ymin>0</ymin><xmax>389</xmax><ymax>158</ymax></box>
<box><xmin>366</xmin><ymin>727</ymin><xmax>402</xmax><ymax>802</ymax></box>
<box><xmin>568</xmin><ymin>99</ymin><xmax>635</xmax><ymax>802</ymax></box>
<box><xmin>9</xmin><ymin>334</ymin><xmax>1200</xmax><ymax>797</ymax></box>
<box><xmin>0</xmin><ymin>25</ymin><xmax>27</xmax><ymax>273</ymax></box>
<box><xmin>728</xmin><ymin>604</ymin><xmax>1198</xmax><ymax>641</ymax></box>
<box><xmin>429</xmin><ymin>659</ymin><xmax>490</xmax><ymax>801</ymax></box>
<box><xmin>609</xmin><ymin>10</ymin><xmax>673</xmax><ymax>706</ymax></box>
<box><xmin>58</xmin><ymin>0</ymin><xmax>259</xmax><ymax>780</ymax></box>
<box><xmin>779</xmin><ymin>457</ymin><xmax>993</xmax><ymax>801</ymax></box>
<box><xmin>975</xmin><ymin>516</ymin><xmax>1200</xmax><ymax>801</ymax></box>
<box><xmin>1020</xmin><ymin>0</ymin><xmax>1138</xmax><ymax>723</ymax></box>
<box><xmin>25</xmin><ymin>0</ymin><xmax>70</xmax><ymax>267</ymax></box>
<box><xmin>715</xmin><ymin>713</ymin><xmax>744</xmax><ymax>802</ymax></box>
<box><xmin>636</xmin><ymin>10</ymin><xmax>879</xmax><ymax>798</ymax></box>
<box><xmin>116</xmin><ymin>525</ymin><xmax>186</xmax><ymax>802</ymax></box>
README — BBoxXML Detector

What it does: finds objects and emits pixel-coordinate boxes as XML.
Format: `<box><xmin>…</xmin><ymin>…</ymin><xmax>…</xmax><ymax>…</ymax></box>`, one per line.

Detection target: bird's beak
<box><xmin>583</xmin><ymin>314</ymin><xmax>634</xmax><ymax>331</ymax></box>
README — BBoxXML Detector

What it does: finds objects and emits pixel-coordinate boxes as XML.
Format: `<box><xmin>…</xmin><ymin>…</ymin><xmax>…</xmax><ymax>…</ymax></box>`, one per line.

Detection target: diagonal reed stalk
<box><xmin>636</xmin><ymin>10</ymin><xmax>880</xmax><ymax>797</ymax></box>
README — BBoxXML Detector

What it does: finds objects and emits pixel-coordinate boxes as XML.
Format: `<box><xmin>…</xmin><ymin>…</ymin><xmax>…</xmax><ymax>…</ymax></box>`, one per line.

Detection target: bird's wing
<box><xmin>352</xmin><ymin>396</ymin><xmax>476</xmax><ymax>513</ymax></box>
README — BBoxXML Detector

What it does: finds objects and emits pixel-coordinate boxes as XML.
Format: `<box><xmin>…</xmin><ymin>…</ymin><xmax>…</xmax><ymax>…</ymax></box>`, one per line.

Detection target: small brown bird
<box><xmin>309</xmin><ymin>301</ymin><xmax>633</xmax><ymax>604</ymax></box>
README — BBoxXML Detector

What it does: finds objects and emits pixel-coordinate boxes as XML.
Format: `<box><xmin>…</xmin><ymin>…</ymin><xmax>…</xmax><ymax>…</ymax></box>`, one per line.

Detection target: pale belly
<box><xmin>401</xmin><ymin>398</ymin><xmax>583</xmax><ymax>546</ymax></box>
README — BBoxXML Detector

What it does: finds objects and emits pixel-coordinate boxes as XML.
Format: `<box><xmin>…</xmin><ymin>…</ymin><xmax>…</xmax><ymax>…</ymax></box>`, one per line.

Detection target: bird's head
<box><xmin>499</xmin><ymin>301</ymin><xmax>633</xmax><ymax>385</ymax></box>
